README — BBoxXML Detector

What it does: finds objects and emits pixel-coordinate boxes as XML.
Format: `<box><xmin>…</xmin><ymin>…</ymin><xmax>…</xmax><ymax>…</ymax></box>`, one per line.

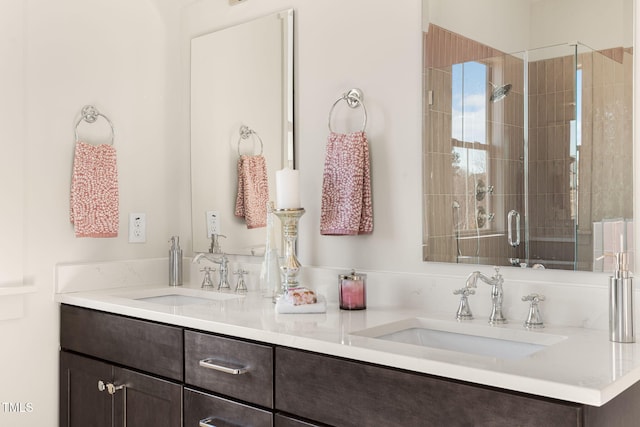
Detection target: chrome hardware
<box><xmin>237</xmin><ymin>125</ymin><xmax>264</xmax><ymax>157</ymax></box>
<box><xmin>328</xmin><ymin>88</ymin><xmax>368</xmax><ymax>133</ymax></box>
<box><xmin>97</xmin><ymin>380</ymin><xmax>125</xmax><ymax>395</ymax></box>
<box><xmin>465</xmin><ymin>267</ymin><xmax>507</xmax><ymax>324</ymax></box>
<box><xmin>200</xmin><ymin>266</ymin><xmax>216</xmax><ymax>288</ymax></box>
<box><xmin>475</xmin><ymin>179</ymin><xmax>494</xmax><ymax>201</ymax></box>
<box><xmin>453</xmin><ymin>287</ymin><xmax>475</xmax><ymax>320</ymax></box>
<box><xmin>74</xmin><ymin>105</ymin><xmax>115</xmax><ymax>145</ymax></box>
<box><xmin>507</xmin><ymin>210</ymin><xmax>521</xmax><ymax>247</ymax></box>
<box><xmin>209</xmin><ymin>234</ymin><xmax>226</xmax><ymax>254</ymax></box>
<box><xmin>233</xmin><ymin>268</ymin><xmax>249</xmax><ymax>293</ymax></box>
<box><xmin>476</xmin><ymin>207</ymin><xmax>494</xmax><ymax>228</ymax></box>
<box><xmin>200</xmin><ymin>417</ymin><xmax>240</xmax><ymax>427</ymax></box>
<box><xmin>522</xmin><ymin>294</ymin><xmax>545</xmax><ymax>328</ymax></box>
<box><xmin>199</xmin><ymin>358</ymin><xmax>249</xmax><ymax>375</ymax></box>
<box><xmin>193</xmin><ymin>250</ymin><xmax>230</xmax><ymax>290</ymax></box>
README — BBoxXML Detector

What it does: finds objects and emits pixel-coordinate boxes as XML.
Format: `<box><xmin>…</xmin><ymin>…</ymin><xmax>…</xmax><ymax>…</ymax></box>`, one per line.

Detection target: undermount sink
<box><xmin>112</xmin><ymin>287</ymin><xmax>245</xmax><ymax>306</ymax></box>
<box><xmin>351</xmin><ymin>317</ymin><xmax>566</xmax><ymax>360</ymax></box>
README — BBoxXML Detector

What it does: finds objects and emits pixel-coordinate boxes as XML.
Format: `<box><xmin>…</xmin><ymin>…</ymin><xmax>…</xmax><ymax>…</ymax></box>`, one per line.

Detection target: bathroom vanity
<box><xmin>57</xmin><ymin>286</ymin><xmax>640</xmax><ymax>427</ymax></box>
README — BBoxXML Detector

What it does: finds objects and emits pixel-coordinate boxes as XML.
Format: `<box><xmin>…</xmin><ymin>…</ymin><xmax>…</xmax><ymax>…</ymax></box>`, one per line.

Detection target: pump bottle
<box><xmin>169</xmin><ymin>236</ymin><xmax>183</xmax><ymax>287</ymax></box>
<box><xmin>610</xmin><ymin>252</ymin><xmax>634</xmax><ymax>343</ymax></box>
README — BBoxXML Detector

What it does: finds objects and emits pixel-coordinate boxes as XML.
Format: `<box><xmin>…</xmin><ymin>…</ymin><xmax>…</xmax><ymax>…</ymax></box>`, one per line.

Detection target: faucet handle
<box><xmin>454</xmin><ymin>287</ymin><xmax>475</xmax><ymax>320</ymax></box>
<box><xmin>200</xmin><ymin>267</ymin><xmax>216</xmax><ymax>288</ymax></box>
<box><xmin>522</xmin><ymin>293</ymin><xmax>545</xmax><ymax>328</ymax></box>
<box><xmin>522</xmin><ymin>293</ymin><xmax>545</xmax><ymax>303</ymax></box>
<box><xmin>453</xmin><ymin>287</ymin><xmax>475</xmax><ymax>297</ymax></box>
<box><xmin>233</xmin><ymin>269</ymin><xmax>249</xmax><ymax>293</ymax></box>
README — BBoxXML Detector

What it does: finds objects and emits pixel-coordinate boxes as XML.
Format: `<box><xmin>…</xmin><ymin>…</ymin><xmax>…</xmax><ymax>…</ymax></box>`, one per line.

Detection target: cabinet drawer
<box><xmin>274</xmin><ymin>413</ymin><xmax>326</xmax><ymax>427</ymax></box>
<box><xmin>275</xmin><ymin>347</ymin><xmax>582</xmax><ymax>427</ymax></box>
<box><xmin>185</xmin><ymin>388</ymin><xmax>272</xmax><ymax>427</ymax></box>
<box><xmin>60</xmin><ymin>305</ymin><xmax>183</xmax><ymax>381</ymax></box>
<box><xmin>185</xmin><ymin>330</ymin><xmax>273</xmax><ymax>408</ymax></box>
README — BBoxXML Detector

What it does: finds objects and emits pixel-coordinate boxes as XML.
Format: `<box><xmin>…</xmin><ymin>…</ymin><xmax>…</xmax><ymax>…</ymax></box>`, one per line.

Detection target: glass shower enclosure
<box><xmin>423</xmin><ymin>38</ymin><xmax>633</xmax><ymax>271</ymax></box>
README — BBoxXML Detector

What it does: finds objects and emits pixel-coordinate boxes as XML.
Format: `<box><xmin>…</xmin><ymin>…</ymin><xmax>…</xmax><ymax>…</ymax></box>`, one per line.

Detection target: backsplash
<box><xmin>55</xmin><ymin>257</ymin><xmax>628</xmax><ymax>332</ymax></box>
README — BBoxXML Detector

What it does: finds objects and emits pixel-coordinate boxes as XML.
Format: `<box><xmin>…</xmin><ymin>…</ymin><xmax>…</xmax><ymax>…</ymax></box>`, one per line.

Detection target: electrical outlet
<box><xmin>129</xmin><ymin>213</ymin><xmax>146</xmax><ymax>243</ymax></box>
<box><xmin>206</xmin><ymin>211</ymin><xmax>220</xmax><ymax>237</ymax></box>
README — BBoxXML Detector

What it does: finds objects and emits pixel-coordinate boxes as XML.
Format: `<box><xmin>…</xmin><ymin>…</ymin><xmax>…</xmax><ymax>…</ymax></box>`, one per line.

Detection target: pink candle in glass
<box><xmin>339</xmin><ymin>271</ymin><xmax>366</xmax><ymax>310</ymax></box>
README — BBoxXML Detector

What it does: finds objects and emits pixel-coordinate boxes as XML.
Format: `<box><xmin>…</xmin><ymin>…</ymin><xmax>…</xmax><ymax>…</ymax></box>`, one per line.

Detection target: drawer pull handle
<box><xmin>199</xmin><ymin>417</ymin><xmax>240</xmax><ymax>427</ymax></box>
<box><xmin>199</xmin><ymin>358</ymin><xmax>248</xmax><ymax>375</ymax></box>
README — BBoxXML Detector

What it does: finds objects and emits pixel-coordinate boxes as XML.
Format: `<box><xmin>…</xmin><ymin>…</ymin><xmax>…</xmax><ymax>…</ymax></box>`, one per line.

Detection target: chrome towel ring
<box><xmin>328</xmin><ymin>88</ymin><xmax>367</xmax><ymax>133</ymax></box>
<box><xmin>237</xmin><ymin>125</ymin><xmax>264</xmax><ymax>157</ymax></box>
<box><xmin>74</xmin><ymin>105</ymin><xmax>115</xmax><ymax>145</ymax></box>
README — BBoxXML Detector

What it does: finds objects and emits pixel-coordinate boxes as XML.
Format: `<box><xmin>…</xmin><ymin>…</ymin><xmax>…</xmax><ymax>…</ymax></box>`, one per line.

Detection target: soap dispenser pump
<box><xmin>610</xmin><ymin>252</ymin><xmax>634</xmax><ymax>343</ymax></box>
<box><xmin>169</xmin><ymin>236</ymin><xmax>183</xmax><ymax>287</ymax></box>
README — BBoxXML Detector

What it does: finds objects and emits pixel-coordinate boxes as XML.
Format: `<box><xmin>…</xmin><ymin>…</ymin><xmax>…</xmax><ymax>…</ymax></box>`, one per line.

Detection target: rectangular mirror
<box><xmin>422</xmin><ymin>0</ymin><xmax>634</xmax><ymax>272</ymax></box>
<box><xmin>190</xmin><ymin>9</ymin><xmax>294</xmax><ymax>255</ymax></box>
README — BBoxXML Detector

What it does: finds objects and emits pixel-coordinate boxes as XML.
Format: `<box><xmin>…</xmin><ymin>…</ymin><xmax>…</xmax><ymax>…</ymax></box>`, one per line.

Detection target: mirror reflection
<box><xmin>422</xmin><ymin>0</ymin><xmax>633</xmax><ymax>271</ymax></box>
<box><xmin>191</xmin><ymin>9</ymin><xmax>294</xmax><ymax>255</ymax></box>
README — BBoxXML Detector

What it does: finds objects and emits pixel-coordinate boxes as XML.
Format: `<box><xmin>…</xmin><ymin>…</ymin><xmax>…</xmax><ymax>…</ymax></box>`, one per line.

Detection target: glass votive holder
<box><xmin>339</xmin><ymin>270</ymin><xmax>366</xmax><ymax>310</ymax></box>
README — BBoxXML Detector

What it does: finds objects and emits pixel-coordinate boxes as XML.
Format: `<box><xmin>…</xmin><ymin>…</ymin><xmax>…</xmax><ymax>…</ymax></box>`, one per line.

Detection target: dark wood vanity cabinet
<box><xmin>60</xmin><ymin>304</ymin><xmax>640</xmax><ymax>427</ymax></box>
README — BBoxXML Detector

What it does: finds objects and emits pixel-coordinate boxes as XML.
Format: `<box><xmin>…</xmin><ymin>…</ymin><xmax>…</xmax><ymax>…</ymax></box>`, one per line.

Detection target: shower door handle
<box><xmin>507</xmin><ymin>210</ymin><xmax>521</xmax><ymax>247</ymax></box>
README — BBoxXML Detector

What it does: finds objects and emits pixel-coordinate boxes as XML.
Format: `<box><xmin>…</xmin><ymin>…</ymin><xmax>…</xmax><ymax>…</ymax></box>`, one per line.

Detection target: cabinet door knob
<box><xmin>97</xmin><ymin>380</ymin><xmax>125</xmax><ymax>395</ymax></box>
<box><xmin>199</xmin><ymin>358</ymin><xmax>248</xmax><ymax>375</ymax></box>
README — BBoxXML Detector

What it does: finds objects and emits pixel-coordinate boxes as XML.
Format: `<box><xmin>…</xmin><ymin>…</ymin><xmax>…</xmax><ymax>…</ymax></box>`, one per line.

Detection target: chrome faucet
<box><xmin>465</xmin><ymin>267</ymin><xmax>507</xmax><ymax>324</ymax></box>
<box><xmin>193</xmin><ymin>234</ymin><xmax>231</xmax><ymax>290</ymax></box>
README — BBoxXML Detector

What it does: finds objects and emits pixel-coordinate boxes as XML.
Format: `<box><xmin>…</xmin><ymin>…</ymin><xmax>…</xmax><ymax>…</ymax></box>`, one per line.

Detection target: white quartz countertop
<box><xmin>55</xmin><ymin>285</ymin><xmax>640</xmax><ymax>407</ymax></box>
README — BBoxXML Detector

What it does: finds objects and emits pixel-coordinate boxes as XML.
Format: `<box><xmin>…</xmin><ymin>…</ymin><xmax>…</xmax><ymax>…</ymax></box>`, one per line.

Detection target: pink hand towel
<box><xmin>70</xmin><ymin>141</ymin><xmax>119</xmax><ymax>237</ymax></box>
<box><xmin>321</xmin><ymin>131</ymin><xmax>373</xmax><ymax>235</ymax></box>
<box><xmin>235</xmin><ymin>154</ymin><xmax>269</xmax><ymax>229</ymax></box>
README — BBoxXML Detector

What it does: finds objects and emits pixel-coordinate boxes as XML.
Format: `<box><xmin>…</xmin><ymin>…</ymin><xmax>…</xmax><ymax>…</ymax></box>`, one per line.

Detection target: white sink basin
<box><xmin>351</xmin><ymin>317</ymin><xmax>566</xmax><ymax>360</ymax></box>
<box><xmin>112</xmin><ymin>287</ymin><xmax>244</xmax><ymax>306</ymax></box>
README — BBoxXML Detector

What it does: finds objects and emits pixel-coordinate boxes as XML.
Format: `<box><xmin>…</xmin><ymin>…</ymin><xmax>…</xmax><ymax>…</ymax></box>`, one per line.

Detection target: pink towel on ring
<box><xmin>70</xmin><ymin>141</ymin><xmax>119</xmax><ymax>237</ymax></box>
<box><xmin>235</xmin><ymin>154</ymin><xmax>269</xmax><ymax>229</ymax></box>
<box><xmin>321</xmin><ymin>131</ymin><xmax>373</xmax><ymax>235</ymax></box>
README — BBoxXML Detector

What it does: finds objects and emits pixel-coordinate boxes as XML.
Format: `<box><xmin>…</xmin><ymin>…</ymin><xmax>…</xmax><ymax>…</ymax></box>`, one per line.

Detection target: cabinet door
<box><xmin>113</xmin><ymin>366</ymin><xmax>182</xmax><ymax>427</ymax></box>
<box><xmin>59</xmin><ymin>351</ymin><xmax>113</xmax><ymax>427</ymax></box>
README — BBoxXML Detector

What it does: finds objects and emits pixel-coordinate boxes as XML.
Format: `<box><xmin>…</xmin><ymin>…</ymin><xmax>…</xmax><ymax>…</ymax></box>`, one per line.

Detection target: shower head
<box><xmin>489</xmin><ymin>83</ymin><xmax>512</xmax><ymax>103</ymax></box>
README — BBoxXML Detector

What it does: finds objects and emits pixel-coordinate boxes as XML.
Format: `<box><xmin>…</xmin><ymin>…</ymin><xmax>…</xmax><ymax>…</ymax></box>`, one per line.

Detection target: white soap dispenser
<box><xmin>610</xmin><ymin>251</ymin><xmax>634</xmax><ymax>343</ymax></box>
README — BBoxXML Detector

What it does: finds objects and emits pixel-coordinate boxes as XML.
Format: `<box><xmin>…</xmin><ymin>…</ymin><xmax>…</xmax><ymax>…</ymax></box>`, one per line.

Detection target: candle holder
<box><xmin>273</xmin><ymin>208</ymin><xmax>305</xmax><ymax>293</ymax></box>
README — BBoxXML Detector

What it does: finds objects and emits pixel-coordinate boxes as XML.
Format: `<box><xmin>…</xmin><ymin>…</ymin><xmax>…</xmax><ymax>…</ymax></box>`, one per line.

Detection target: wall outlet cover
<box><xmin>129</xmin><ymin>213</ymin><xmax>146</xmax><ymax>243</ymax></box>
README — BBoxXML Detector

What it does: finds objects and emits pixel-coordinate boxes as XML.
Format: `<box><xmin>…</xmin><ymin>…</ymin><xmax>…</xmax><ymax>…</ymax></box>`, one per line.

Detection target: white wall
<box><xmin>1</xmin><ymin>0</ymin><xmax>182</xmax><ymax>425</ymax></box>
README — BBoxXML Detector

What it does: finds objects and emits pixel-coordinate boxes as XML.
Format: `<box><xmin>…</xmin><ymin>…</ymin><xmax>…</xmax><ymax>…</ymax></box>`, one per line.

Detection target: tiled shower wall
<box><xmin>527</xmin><ymin>53</ymin><xmax>577</xmax><ymax>269</ymax></box>
<box><xmin>528</xmin><ymin>48</ymin><xmax>633</xmax><ymax>270</ymax></box>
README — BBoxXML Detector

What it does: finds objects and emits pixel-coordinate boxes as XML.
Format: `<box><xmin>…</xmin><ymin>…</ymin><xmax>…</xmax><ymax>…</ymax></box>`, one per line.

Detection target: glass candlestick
<box><xmin>273</xmin><ymin>208</ymin><xmax>305</xmax><ymax>293</ymax></box>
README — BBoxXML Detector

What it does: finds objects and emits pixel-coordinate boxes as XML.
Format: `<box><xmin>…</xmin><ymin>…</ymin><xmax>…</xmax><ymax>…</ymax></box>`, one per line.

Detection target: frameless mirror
<box><xmin>422</xmin><ymin>0</ymin><xmax>633</xmax><ymax>271</ymax></box>
<box><xmin>191</xmin><ymin>9</ymin><xmax>294</xmax><ymax>255</ymax></box>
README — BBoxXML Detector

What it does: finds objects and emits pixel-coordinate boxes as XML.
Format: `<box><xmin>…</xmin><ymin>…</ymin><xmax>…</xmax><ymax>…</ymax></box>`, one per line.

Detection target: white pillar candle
<box><xmin>276</xmin><ymin>167</ymin><xmax>300</xmax><ymax>209</ymax></box>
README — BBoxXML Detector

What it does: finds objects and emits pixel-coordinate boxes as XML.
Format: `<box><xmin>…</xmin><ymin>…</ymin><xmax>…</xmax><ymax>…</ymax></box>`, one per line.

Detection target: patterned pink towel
<box><xmin>321</xmin><ymin>131</ymin><xmax>373</xmax><ymax>235</ymax></box>
<box><xmin>70</xmin><ymin>141</ymin><xmax>119</xmax><ymax>237</ymax></box>
<box><xmin>235</xmin><ymin>155</ymin><xmax>269</xmax><ymax>229</ymax></box>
